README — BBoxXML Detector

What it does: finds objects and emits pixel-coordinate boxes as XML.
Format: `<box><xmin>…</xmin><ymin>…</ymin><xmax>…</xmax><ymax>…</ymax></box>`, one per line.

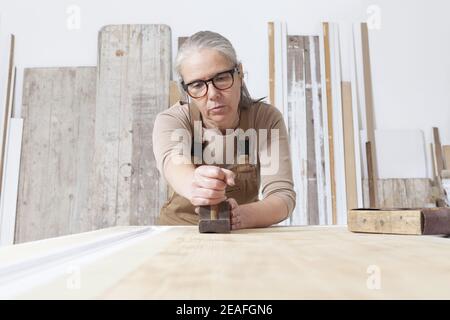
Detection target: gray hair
<box><xmin>174</xmin><ymin>31</ymin><xmax>264</xmax><ymax>108</ymax></box>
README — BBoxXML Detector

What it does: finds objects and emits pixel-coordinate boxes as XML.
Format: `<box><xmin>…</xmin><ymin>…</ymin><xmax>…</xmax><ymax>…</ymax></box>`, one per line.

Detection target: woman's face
<box><xmin>180</xmin><ymin>48</ymin><xmax>241</xmax><ymax>130</ymax></box>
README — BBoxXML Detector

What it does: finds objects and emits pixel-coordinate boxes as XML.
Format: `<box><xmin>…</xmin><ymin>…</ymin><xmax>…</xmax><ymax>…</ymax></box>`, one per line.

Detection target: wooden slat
<box><xmin>323</xmin><ymin>22</ymin><xmax>337</xmax><ymax>224</ymax></box>
<box><xmin>16</xmin><ymin>67</ymin><xmax>97</xmax><ymax>243</ymax></box>
<box><xmin>268</xmin><ymin>22</ymin><xmax>275</xmax><ymax>105</ymax></box>
<box><xmin>361</xmin><ymin>23</ymin><xmax>378</xmax><ymax>205</ymax></box>
<box><xmin>304</xmin><ymin>37</ymin><xmax>320</xmax><ymax>225</ymax></box>
<box><xmin>341</xmin><ymin>81</ymin><xmax>358</xmax><ymax>210</ymax></box>
<box><xmin>5</xmin><ymin>225</ymin><xmax>450</xmax><ymax>299</ymax></box>
<box><xmin>90</xmin><ymin>25</ymin><xmax>171</xmax><ymax>229</ymax></box>
<box><xmin>443</xmin><ymin>145</ymin><xmax>450</xmax><ymax>170</ymax></box>
<box><xmin>366</xmin><ymin>141</ymin><xmax>376</xmax><ymax>207</ymax></box>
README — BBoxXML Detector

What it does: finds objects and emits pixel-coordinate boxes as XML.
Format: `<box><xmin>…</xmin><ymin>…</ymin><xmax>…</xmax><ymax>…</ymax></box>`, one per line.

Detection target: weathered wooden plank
<box><xmin>90</xmin><ymin>25</ymin><xmax>170</xmax><ymax>228</ymax></box>
<box><xmin>363</xmin><ymin>178</ymin><xmax>433</xmax><ymax>208</ymax></box>
<box><xmin>303</xmin><ymin>36</ymin><xmax>319</xmax><ymax>225</ymax></box>
<box><xmin>16</xmin><ymin>67</ymin><xmax>97</xmax><ymax>243</ymax></box>
<box><xmin>361</xmin><ymin>23</ymin><xmax>378</xmax><ymax>205</ymax></box>
<box><xmin>285</xmin><ymin>36</ymin><xmax>307</xmax><ymax>225</ymax></box>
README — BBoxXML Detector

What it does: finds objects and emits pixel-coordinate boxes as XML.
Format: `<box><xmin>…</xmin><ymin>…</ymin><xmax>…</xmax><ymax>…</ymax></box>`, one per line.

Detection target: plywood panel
<box><xmin>16</xmin><ymin>67</ymin><xmax>97</xmax><ymax>243</ymax></box>
<box><xmin>90</xmin><ymin>25</ymin><xmax>171</xmax><ymax>228</ymax></box>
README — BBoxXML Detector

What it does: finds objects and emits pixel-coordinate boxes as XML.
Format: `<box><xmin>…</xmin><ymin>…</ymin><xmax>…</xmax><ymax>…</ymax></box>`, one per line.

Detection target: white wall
<box><xmin>0</xmin><ymin>0</ymin><xmax>448</xmax><ymax>178</ymax></box>
<box><xmin>363</xmin><ymin>0</ymin><xmax>450</xmax><ymax>177</ymax></box>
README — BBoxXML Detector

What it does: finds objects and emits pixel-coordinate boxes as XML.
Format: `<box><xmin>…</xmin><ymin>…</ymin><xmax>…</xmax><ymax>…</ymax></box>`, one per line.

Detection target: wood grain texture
<box><xmin>90</xmin><ymin>25</ymin><xmax>171</xmax><ymax>229</ymax></box>
<box><xmin>16</xmin><ymin>67</ymin><xmax>97</xmax><ymax>243</ymax></box>
<box><xmin>4</xmin><ymin>225</ymin><xmax>450</xmax><ymax>299</ymax></box>
<box><xmin>362</xmin><ymin>178</ymin><xmax>433</xmax><ymax>208</ymax></box>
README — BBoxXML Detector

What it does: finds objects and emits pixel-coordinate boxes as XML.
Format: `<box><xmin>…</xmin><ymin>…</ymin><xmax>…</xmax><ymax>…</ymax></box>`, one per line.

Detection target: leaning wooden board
<box><xmin>16</xmin><ymin>67</ymin><xmax>97</xmax><ymax>243</ymax></box>
<box><xmin>90</xmin><ymin>24</ymin><xmax>171</xmax><ymax>229</ymax></box>
<box><xmin>348</xmin><ymin>208</ymin><xmax>450</xmax><ymax>235</ymax></box>
<box><xmin>1</xmin><ymin>225</ymin><xmax>450</xmax><ymax>299</ymax></box>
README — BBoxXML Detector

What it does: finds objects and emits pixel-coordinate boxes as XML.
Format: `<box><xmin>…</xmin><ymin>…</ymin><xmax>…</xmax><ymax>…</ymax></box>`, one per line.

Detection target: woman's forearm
<box><xmin>239</xmin><ymin>194</ymin><xmax>289</xmax><ymax>228</ymax></box>
<box><xmin>163</xmin><ymin>155</ymin><xmax>196</xmax><ymax>200</ymax></box>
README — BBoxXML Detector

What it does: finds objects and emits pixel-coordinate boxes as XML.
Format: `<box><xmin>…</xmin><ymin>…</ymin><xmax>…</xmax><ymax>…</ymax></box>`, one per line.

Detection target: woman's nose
<box><xmin>207</xmin><ymin>82</ymin><xmax>220</xmax><ymax>99</ymax></box>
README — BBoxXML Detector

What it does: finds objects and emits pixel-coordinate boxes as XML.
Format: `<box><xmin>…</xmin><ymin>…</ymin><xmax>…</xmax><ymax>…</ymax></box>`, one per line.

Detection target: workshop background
<box><xmin>0</xmin><ymin>0</ymin><xmax>449</xmax><ymax>244</ymax></box>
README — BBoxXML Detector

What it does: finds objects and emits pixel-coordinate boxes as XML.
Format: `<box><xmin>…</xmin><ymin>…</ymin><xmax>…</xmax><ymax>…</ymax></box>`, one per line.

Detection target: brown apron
<box><xmin>158</xmin><ymin>103</ymin><xmax>260</xmax><ymax>225</ymax></box>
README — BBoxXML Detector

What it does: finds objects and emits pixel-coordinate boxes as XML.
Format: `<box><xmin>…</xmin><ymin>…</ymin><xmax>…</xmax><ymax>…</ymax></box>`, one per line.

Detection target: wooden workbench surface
<box><xmin>1</xmin><ymin>225</ymin><xmax>449</xmax><ymax>299</ymax></box>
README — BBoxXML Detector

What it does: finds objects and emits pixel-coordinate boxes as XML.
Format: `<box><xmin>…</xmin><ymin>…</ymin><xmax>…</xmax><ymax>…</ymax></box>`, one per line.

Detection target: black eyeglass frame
<box><xmin>181</xmin><ymin>66</ymin><xmax>239</xmax><ymax>98</ymax></box>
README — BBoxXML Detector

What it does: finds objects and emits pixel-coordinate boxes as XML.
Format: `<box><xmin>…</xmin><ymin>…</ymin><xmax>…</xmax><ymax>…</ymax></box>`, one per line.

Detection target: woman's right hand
<box><xmin>189</xmin><ymin>165</ymin><xmax>235</xmax><ymax>206</ymax></box>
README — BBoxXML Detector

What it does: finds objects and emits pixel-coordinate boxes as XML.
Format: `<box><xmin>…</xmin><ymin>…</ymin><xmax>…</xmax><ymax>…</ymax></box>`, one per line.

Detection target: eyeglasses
<box><xmin>181</xmin><ymin>66</ymin><xmax>238</xmax><ymax>99</ymax></box>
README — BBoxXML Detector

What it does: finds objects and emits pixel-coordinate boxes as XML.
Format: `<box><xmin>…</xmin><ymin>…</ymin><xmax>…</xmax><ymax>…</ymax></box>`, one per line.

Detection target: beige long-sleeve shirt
<box><xmin>152</xmin><ymin>101</ymin><xmax>296</xmax><ymax>216</ymax></box>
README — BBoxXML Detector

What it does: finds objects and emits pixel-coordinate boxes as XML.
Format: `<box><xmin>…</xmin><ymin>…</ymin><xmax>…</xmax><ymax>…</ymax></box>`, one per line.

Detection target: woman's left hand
<box><xmin>227</xmin><ymin>198</ymin><xmax>251</xmax><ymax>230</ymax></box>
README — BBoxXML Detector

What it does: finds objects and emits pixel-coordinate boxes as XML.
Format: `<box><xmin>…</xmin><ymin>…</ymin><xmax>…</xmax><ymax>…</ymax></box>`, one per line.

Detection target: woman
<box><xmin>152</xmin><ymin>31</ymin><xmax>296</xmax><ymax>230</ymax></box>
